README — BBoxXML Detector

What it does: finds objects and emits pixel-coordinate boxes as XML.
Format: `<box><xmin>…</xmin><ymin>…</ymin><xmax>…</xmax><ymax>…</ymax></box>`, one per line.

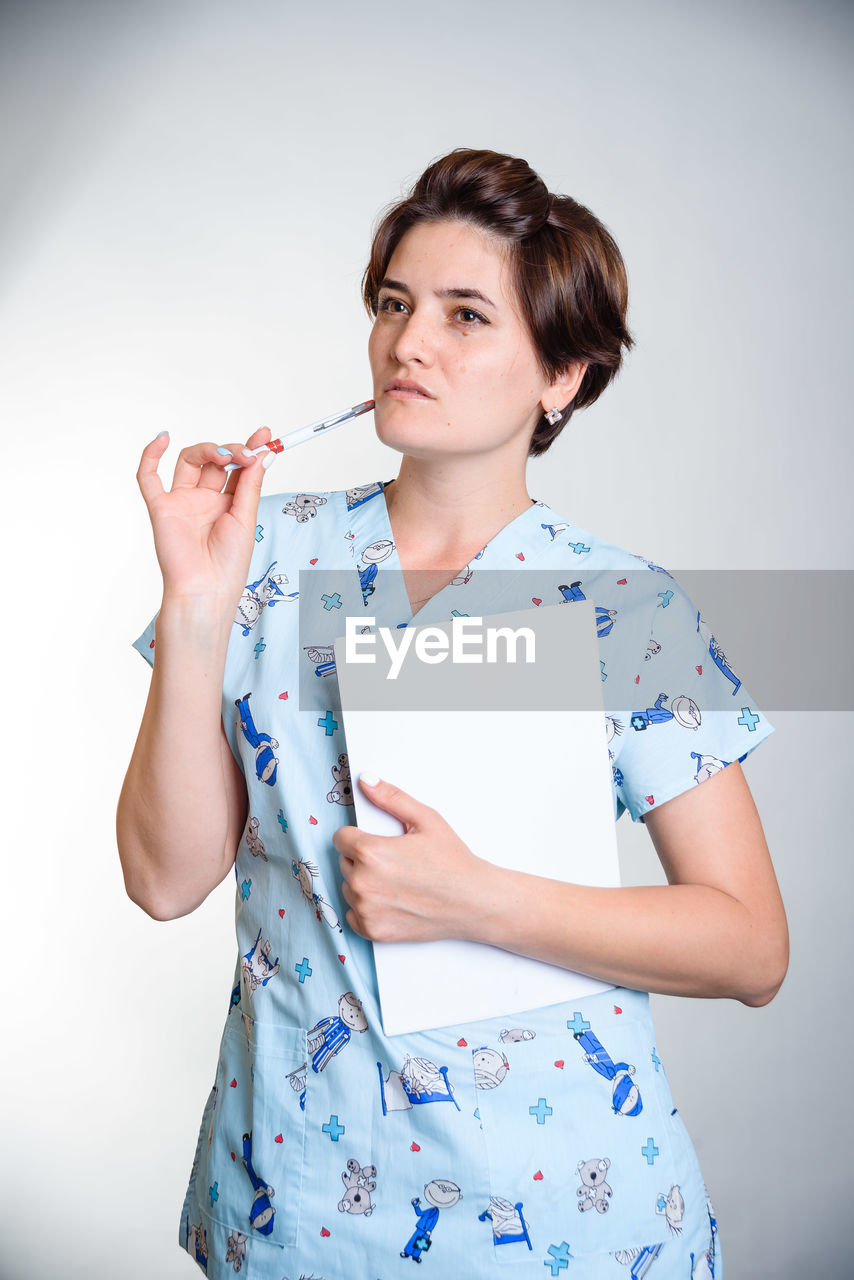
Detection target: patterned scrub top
<box><xmin>133</xmin><ymin>480</ymin><xmax>774</xmax><ymax>1280</ymax></box>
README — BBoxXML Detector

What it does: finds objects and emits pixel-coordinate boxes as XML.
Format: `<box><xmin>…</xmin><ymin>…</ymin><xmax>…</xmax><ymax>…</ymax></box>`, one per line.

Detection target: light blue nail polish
<box><xmin>216</xmin><ymin>447</ymin><xmax>233</xmax><ymax>456</ymax></box>
<box><xmin>156</xmin><ymin>430</ymin><xmax>168</xmax><ymax>438</ymax></box>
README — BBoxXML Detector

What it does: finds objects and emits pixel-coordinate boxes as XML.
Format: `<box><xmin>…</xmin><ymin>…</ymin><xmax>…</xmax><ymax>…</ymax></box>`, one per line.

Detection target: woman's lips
<box><xmin>385</xmin><ymin>382</ymin><xmax>434</xmax><ymax>400</ymax></box>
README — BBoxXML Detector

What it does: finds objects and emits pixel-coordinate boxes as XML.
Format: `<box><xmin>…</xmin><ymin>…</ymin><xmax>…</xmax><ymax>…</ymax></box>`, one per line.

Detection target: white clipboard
<box><xmin>334</xmin><ymin>603</ymin><xmax>619</xmax><ymax>1036</ymax></box>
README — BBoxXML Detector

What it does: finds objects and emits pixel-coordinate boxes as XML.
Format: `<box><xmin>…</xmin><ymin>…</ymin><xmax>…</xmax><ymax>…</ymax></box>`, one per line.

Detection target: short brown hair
<box><xmin>362</xmin><ymin>148</ymin><xmax>634</xmax><ymax>456</ymax></box>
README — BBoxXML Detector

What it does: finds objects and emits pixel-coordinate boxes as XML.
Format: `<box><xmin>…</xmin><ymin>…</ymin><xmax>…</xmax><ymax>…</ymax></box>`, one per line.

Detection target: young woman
<box><xmin>118</xmin><ymin>148</ymin><xmax>787</xmax><ymax>1278</ymax></box>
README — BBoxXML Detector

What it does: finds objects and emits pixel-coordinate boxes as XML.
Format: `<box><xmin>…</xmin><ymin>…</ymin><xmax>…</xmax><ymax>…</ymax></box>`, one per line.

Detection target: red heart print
<box><xmin>554</xmin><ymin>1060</ymin><xmax>564</xmax><ymax>1069</ymax></box>
<box><xmin>231</xmin><ymin>1151</ymin><xmax>236</xmax><ymax>1162</ymax></box>
<box><xmin>457</xmin><ymin>1038</ymin><xmax>467</xmax><ymax>1047</ymax></box>
<box><xmin>279</xmin><ymin>908</ymin><xmax>285</xmax><ymax>918</ymax></box>
<box><xmin>320</xmin><ymin>1227</ymin><xmax>330</xmax><ymax>1237</ymax></box>
<box><xmin>309</xmin><ymin>815</ymin><xmax>317</xmax><ymax>825</ymax></box>
<box><xmin>230</xmin><ymin>1078</ymin><xmax>237</xmax><ymax>1088</ymax></box>
<box><xmin>614</xmin><ymin>1005</ymin><xmax>622</xmax><ymax>1014</ymax></box>
<box><xmin>279</xmin><ymin>691</ymin><xmax>289</xmax><ymax>700</ymax></box>
<box><xmin>646</xmin><ymin>795</ymin><xmax>654</xmax><ymax>805</ymax></box>
<box><xmin>310</xmin><ymin>558</ymin><xmax>318</xmax><ymax>565</ymax></box>
<box><xmin>149</xmin><ymin>639</ymin><xmax>155</xmax><ymax>649</ymax></box>
<box><xmin>617</xmin><ymin>578</ymin><xmax>627</xmax><ymax>585</ymax></box>
<box><xmin>338</xmin><ymin>954</ymin><xmax>345</xmax><ymax>963</ymax></box>
<box><xmin>275</xmin><ymin>1133</ymin><xmax>283</xmax><ymax>1143</ymax></box>
<box><xmin>635</xmin><ymin>675</ymin><xmax>640</xmax><ymax>684</ymax></box>
<box><xmin>533</xmin><ymin>1170</ymin><xmax>543</xmax><ymax>1181</ymax></box>
<box><xmin>532</xmin><ymin>597</ymin><xmax>542</xmax><ymax>606</ymax></box>
<box><xmin>411</xmin><ymin>1142</ymin><xmax>421</xmax><ymax>1152</ymax></box>
<box><xmin>516</xmin><ymin>552</ymin><xmax>525</xmax><ymax>561</ymax></box>
<box><xmin>696</xmin><ymin>664</ymin><xmax>702</xmax><ymax>674</ymax></box>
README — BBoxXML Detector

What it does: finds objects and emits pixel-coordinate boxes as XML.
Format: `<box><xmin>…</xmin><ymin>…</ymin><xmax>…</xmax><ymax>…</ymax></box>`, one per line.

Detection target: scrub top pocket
<box><xmin>202</xmin><ymin>1019</ymin><xmax>308</xmax><ymax>1249</ymax></box>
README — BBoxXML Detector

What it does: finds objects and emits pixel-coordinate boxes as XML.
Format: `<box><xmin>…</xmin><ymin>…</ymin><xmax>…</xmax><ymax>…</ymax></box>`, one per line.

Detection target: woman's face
<box><xmin>368</xmin><ymin>219</ymin><xmax>555</xmax><ymax>461</ymax></box>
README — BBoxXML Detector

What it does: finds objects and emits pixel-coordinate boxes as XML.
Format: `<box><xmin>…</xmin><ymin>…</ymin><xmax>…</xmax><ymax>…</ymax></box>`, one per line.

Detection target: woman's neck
<box><xmin>383</xmin><ymin>455</ymin><xmax>534</xmax><ymax>571</ymax></box>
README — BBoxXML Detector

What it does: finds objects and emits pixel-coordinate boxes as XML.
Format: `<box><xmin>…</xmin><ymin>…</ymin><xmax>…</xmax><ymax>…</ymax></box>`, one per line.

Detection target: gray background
<box><xmin>1</xmin><ymin>1</ymin><xmax>851</xmax><ymax>1276</ymax></box>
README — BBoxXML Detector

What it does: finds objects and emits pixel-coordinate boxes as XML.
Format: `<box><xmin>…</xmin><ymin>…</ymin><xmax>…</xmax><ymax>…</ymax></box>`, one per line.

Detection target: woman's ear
<box><xmin>541</xmin><ymin>362</ymin><xmax>588</xmax><ymax>415</ymax></box>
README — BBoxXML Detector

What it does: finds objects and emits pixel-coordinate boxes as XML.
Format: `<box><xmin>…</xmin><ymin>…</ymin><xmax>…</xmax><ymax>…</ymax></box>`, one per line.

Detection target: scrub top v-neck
<box><xmin>134</xmin><ymin>478</ymin><xmax>770</xmax><ymax>1278</ymax></box>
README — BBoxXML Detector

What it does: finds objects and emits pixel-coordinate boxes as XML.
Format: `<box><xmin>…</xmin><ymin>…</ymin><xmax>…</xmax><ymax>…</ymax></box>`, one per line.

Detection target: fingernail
<box><xmin>216</xmin><ymin>447</ymin><xmax>233</xmax><ymax>457</ymax></box>
<box><xmin>241</xmin><ymin>448</ymin><xmax>256</xmax><ymax>458</ymax></box>
<box><xmin>261</xmin><ymin>451</ymin><xmax>276</xmax><ymax>470</ymax></box>
<box><xmin>360</xmin><ymin>771</ymin><xmax>381</xmax><ymax>787</ymax></box>
<box><xmin>155</xmin><ymin>430</ymin><xmax>168</xmax><ymax>439</ymax></box>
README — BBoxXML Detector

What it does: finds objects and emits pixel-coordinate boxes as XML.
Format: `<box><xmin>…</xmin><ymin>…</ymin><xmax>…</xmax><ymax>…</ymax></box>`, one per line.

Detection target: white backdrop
<box><xmin>1</xmin><ymin>1</ymin><xmax>851</xmax><ymax>1276</ymax></box>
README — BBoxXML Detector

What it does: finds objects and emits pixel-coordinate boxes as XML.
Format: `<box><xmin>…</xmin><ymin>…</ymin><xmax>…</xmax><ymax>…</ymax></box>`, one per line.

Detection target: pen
<box><xmin>224</xmin><ymin>399</ymin><xmax>375</xmax><ymax>470</ymax></box>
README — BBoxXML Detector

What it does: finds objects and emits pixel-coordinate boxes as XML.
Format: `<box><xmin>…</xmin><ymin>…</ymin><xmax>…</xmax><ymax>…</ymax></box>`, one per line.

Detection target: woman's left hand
<box><xmin>332</xmin><ymin>775</ymin><xmax>489</xmax><ymax>943</ymax></box>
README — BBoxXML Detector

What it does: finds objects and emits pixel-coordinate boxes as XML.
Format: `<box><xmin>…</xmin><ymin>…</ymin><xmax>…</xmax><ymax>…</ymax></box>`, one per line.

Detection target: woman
<box><xmin>118</xmin><ymin>148</ymin><xmax>788</xmax><ymax>1278</ymax></box>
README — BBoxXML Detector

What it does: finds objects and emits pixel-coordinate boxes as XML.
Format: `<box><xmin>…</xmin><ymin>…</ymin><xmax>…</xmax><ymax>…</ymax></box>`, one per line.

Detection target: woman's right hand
<box><xmin>136</xmin><ymin>425</ymin><xmax>272</xmax><ymax>602</ymax></box>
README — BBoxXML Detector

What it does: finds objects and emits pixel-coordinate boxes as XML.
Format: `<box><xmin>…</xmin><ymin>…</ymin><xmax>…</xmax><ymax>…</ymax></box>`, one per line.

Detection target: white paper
<box><xmin>334</xmin><ymin>603</ymin><xmax>619</xmax><ymax>1036</ymax></box>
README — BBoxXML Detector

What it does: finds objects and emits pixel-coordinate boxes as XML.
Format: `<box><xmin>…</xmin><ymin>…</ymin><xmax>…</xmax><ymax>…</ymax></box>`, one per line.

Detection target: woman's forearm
<box><xmin>117</xmin><ymin>596</ymin><xmax>245</xmax><ymax>920</ymax></box>
<box><xmin>467</xmin><ymin>864</ymin><xmax>787</xmax><ymax>1007</ymax></box>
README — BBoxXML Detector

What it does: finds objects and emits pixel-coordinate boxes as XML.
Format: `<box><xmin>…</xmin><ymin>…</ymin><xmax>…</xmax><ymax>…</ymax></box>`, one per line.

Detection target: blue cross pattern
<box><xmin>450</xmin><ymin>610</ymin><xmax>470</xmax><ymax>617</ymax></box>
<box><xmin>323</xmin><ymin>1114</ymin><xmax>345</xmax><ymax>1141</ymax></box>
<box><xmin>529</xmin><ymin>1097</ymin><xmax>553</xmax><ymax>1125</ymax></box>
<box><xmin>254</xmin><ymin>637</ymin><xmax>266</xmax><ymax>660</ymax></box>
<box><xmin>295</xmin><ymin>957</ymin><xmax>312</xmax><ymax>983</ymax></box>
<box><xmin>277</xmin><ymin>810</ymin><xmax>288</xmax><ymax>833</ymax></box>
<box><xmin>255</xmin><ymin>525</ymin><xmax>264</xmax><ymax>543</ymax></box>
<box><xmin>241</xmin><ymin>880</ymin><xmax>251</xmax><ymax>900</ymax></box>
<box><xmin>641</xmin><ymin>1138</ymin><xmax>660</xmax><ymax>1165</ymax></box>
<box><xmin>209</xmin><ymin>1181</ymin><xmax>219</xmax><ymax>1206</ymax></box>
<box><xmin>657</xmin><ymin>590</ymin><xmax>674</xmax><ymax>608</ymax></box>
<box><xmin>651</xmin><ymin>1048</ymin><xmax>661</xmax><ymax>1073</ymax></box>
<box><xmin>318</xmin><ymin>710</ymin><xmax>339</xmax><ymax>736</ymax></box>
<box><xmin>321</xmin><ymin>592</ymin><xmax>343</xmax><ymax>611</ymax></box>
<box><xmin>545</xmin><ymin>1241</ymin><xmax>572</xmax><ymax>1274</ymax></box>
<box><xmin>738</xmin><ymin>706</ymin><xmax>760</xmax><ymax>732</ymax></box>
<box><xmin>568</xmin><ymin>541</ymin><xmax>590</xmax><ymax>555</ymax></box>
<box><xmin>566</xmin><ymin>1012</ymin><xmax>591</xmax><ymax>1036</ymax></box>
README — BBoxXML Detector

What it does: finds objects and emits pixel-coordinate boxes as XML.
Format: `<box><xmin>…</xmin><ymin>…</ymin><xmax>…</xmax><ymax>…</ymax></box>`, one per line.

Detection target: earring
<box><xmin>544</xmin><ymin>407</ymin><xmax>562</xmax><ymax>425</ymax></box>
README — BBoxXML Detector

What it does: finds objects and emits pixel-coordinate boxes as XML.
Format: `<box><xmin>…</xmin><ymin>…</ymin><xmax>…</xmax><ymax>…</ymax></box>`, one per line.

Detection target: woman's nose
<box><xmin>390</xmin><ymin>310</ymin><xmax>436</xmax><ymax>367</ymax></box>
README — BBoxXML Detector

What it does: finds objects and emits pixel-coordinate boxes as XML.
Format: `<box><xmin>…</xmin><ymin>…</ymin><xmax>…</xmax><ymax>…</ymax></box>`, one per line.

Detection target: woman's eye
<box><xmin>378</xmin><ymin>296</ymin><xmax>408</xmax><ymax>314</ymax></box>
<box><xmin>455</xmin><ymin>307</ymin><xmax>488</xmax><ymax>326</ymax></box>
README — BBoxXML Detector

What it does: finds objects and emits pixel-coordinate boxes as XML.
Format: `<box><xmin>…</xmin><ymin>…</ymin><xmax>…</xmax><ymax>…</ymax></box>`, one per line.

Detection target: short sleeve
<box><xmin>614</xmin><ymin>574</ymin><xmax>774</xmax><ymax>823</ymax></box>
<box><xmin>132</xmin><ymin>612</ymin><xmax>158</xmax><ymax>669</ymax></box>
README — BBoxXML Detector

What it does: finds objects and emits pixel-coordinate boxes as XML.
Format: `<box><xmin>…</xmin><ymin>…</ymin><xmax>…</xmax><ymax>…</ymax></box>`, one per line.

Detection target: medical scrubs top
<box><xmin>133</xmin><ymin>480</ymin><xmax>773</xmax><ymax>1279</ymax></box>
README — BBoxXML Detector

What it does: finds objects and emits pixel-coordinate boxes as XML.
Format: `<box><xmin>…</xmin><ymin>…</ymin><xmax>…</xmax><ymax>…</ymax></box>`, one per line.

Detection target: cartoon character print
<box><xmin>697</xmin><ymin>613</ymin><xmax>741</xmax><ymax>695</ymax></box>
<box><xmin>282</xmin><ymin>493</ymin><xmax>327</xmax><ymax>522</ymax></box>
<box><xmin>656</xmin><ymin>1184</ymin><xmax>685</xmax><ymax>1235</ymax></box>
<box><xmin>573</xmin><ymin>1028</ymin><xmax>643</xmax><ymax>1117</ymax></box>
<box><xmin>577</xmin><ymin>1157</ymin><xmax>613</xmax><ymax>1213</ymax></box>
<box><xmin>472</xmin><ymin>1046</ymin><xmax>509</xmax><ymax>1090</ymax></box>
<box><xmin>338</xmin><ymin>1158</ymin><xmax>377</xmax><ymax>1217</ymax></box>
<box><xmin>361</xmin><ymin>538</ymin><xmax>394</xmax><ymax>565</ymax></box>
<box><xmin>308</xmin><ymin>992</ymin><xmax>368</xmax><ymax>1072</ymax></box>
<box><xmin>225</xmin><ymin>1229</ymin><xmax>247</xmax><ymax>1272</ymax></box>
<box><xmin>327</xmin><ymin>752</ymin><xmax>353</xmax><ymax>806</ymax></box>
<box><xmin>477</xmin><ymin>1196</ymin><xmax>533</xmax><ymax>1249</ymax></box>
<box><xmin>242</xmin><ymin>926</ymin><xmax>280</xmax><ymax>997</ymax></box>
<box><xmin>292</xmin><ymin>857</ymin><xmax>342</xmax><ymax>932</ymax></box>
<box><xmin>234</xmin><ymin>561</ymin><xmax>296</xmax><ymax>635</ymax></box>
<box><xmin>630</xmin><ymin>691</ymin><xmax>701</xmax><ymax>732</ymax></box>
<box><xmin>596</xmin><ymin>605</ymin><xmax>618</xmax><ymax>637</ymax></box>
<box><xmin>235</xmin><ymin>694</ymin><xmax>279</xmax><ymax>785</ymax></box>
<box><xmin>241</xmin><ymin>1131</ymin><xmax>275</xmax><ymax>1234</ymax></box>
<box><xmin>244</xmin><ymin>816</ymin><xmax>268</xmax><ymax>862</ymax></box>
<box><xmin>644</xmin><ymin>638</ymin><xmax>662</xmax><ymax>662</ymax></box>
<box><xmin>286</xmin><ymin>1062</ymin><xmax>307</xmax><ymax>1110</ymax></box>
<box><xmin>400</xmin><ymin>1179</ymin><xmax>462</xmax><ymax>1262</ymax></box>
<box><xmin>377</xmin><ymin>1055</ymin><xmax>460</xmax><ymax>1114</ymax></box>
<box><xmin>691</xmin><ymin>751</ymin><xmax>728</xmax><ymax>784</ymax></box>
<box><xmin>304</xmin><ymin>643</ymin><xmax>336</xmax><ymax>679</ymax></box>
<box><xmin>605</xmin><ymin>714</ymin><xmax>624</xmax><ymax>761</ymax></box>
<box><xmin>359</xmin><ymin>562</ymin><xmax>377</xmax><ymax>604</ymax></box>
<box><xmin>499</xmin><ymin>1027</ymin><xmax>535</xmax><ymax>1043</ymax></box>
<box><xmin>613</xmin><ymin>1243</ymin><xmax>663</xmax><ymax>1277</ymax></box>
<box><xmin>559</xmin><ymin>581</ymin><xmax>586</xmax><ymax>602</ymax></box>
<box><xmin>541</xmin><ymin>521</ymin><xmax>570</xmax><ymax>540</ymax></box>
<box><xmin>186</xmin><ymin>1220</ymin><xmax>209</xmax><ymax>1271</ymax></box>
<box><xmin>346</xmin><ymin>482</ymin><xmax>383</xmax><ymax>510</ymax></box>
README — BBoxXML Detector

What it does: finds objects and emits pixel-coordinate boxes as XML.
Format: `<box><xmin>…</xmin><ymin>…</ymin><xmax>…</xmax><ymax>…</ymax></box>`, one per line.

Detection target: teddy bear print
<box><xmin>244</xmin><ymin>816</ymin><xmax>268</xmax><ymax>861</ymax></box>
<box><xmin>338</xmin><ymin>1158</ymin><xmax>377</xmax><ymax>1216</ymax></box>
<box><xmin>282</xmin><ymin>493</ymin><xmax>327</xmax><ymax>522</ymax></box>
<box><xmin>327</xmin><ymin>753</ymin><xmax>353</xmax><ymax>806</ymax></box>
<box><xmin>577</xmin><ymin>1158</ymin><xmax>612</xmax><ymax>1213</ymax></box>
<box><xmin>656</xmin><ymin>1184</ymin><xmax>684</xmax><ymax>1234</ymax></box>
